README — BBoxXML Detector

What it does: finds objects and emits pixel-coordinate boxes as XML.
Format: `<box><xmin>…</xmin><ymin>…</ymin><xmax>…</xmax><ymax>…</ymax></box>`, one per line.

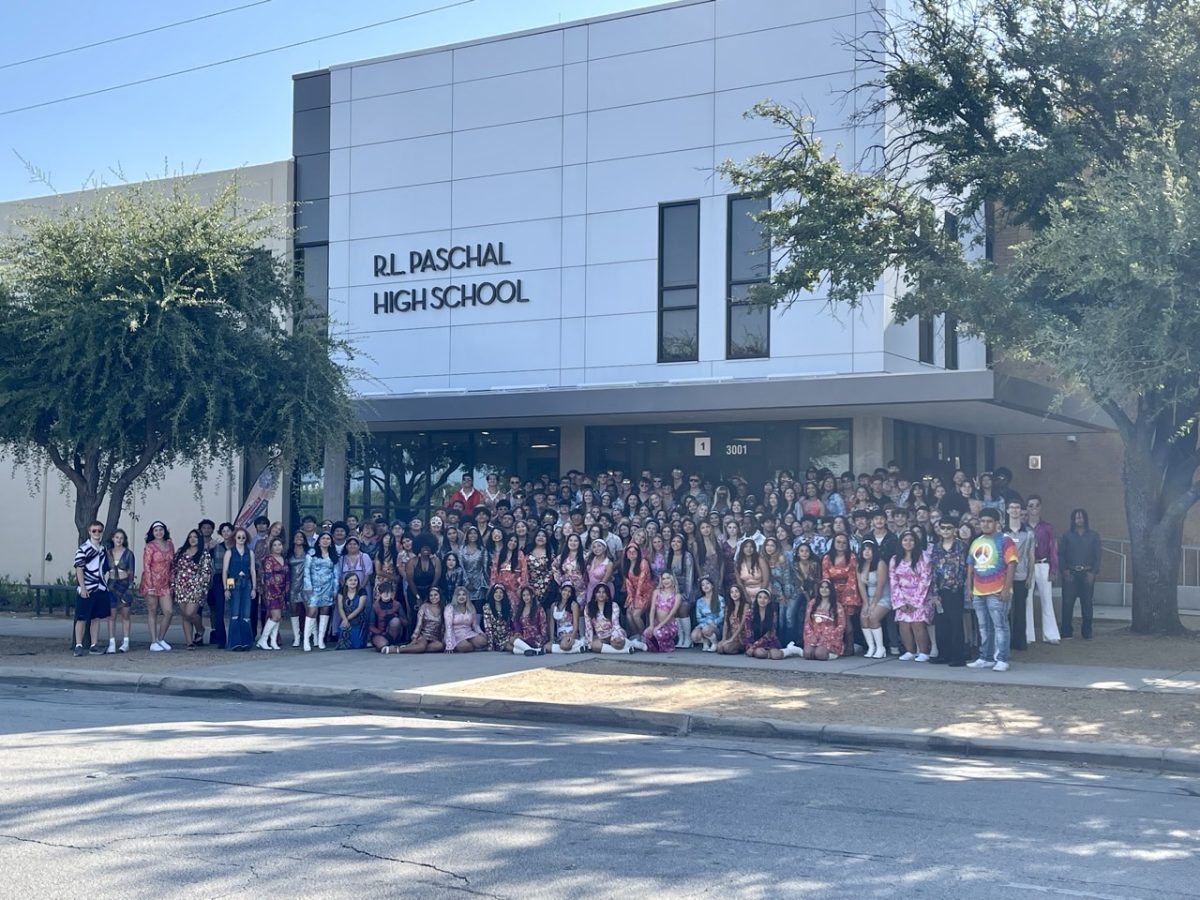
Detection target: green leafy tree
<box><xmin>0</xmin><ymin>178</ymin><xmax>361</xmax><ymax>543</ymax></box>
<box><xmin>720</xmin><ymin>0</ymin><xmax>1200</xmax><ymax>634</ymax></box>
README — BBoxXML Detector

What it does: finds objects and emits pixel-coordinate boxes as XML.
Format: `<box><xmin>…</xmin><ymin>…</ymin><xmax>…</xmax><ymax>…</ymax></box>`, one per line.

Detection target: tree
<box><xmin>0</xmin><ymin>177</ymin><xmax>361</xmax><ymax>544</ymax></box>
<box><xmin>719</xmin><ymin>0</ymin><xmax>1200</xmax><ymax>634</ymax></box>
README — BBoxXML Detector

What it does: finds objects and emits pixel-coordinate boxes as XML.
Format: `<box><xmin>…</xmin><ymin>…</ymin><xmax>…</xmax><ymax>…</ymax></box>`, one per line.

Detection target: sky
<box><xmin>0</xmin><ymin>0</ymin><xmax>654</xmax><ymax>202</ymax></box>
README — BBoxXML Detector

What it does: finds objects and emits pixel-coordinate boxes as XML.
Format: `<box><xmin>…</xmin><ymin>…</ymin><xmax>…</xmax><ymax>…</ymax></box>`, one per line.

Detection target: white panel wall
<box><xmin>323</xmin><ymin>0</ymin><xmax>951</xmax><ymax>397</ymax></box>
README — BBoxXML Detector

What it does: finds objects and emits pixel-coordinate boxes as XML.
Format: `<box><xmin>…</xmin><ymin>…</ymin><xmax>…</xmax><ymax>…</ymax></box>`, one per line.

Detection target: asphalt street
<box><xmin>2</xmin><ymin>686</ymin><xmax>1197</xmax><ymax>899</ymax></box>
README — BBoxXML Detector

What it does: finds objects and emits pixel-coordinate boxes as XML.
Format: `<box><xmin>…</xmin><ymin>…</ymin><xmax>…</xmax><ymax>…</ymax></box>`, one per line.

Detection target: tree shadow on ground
<box><xmin>1</xmin><ymin>691</ymin><xmax>1198</xmax><ymax>898</ymax></box>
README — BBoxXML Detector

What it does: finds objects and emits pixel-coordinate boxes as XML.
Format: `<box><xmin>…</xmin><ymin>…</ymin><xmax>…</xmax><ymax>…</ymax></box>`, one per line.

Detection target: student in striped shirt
<box><xmin>73</xmin><ymin>521</ymin><xmax>112</xmax><ymax>657</ymax></box>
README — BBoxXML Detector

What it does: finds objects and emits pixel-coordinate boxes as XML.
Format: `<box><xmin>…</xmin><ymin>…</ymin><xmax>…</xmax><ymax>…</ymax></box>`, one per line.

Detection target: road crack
<box><xmin>0</xmin><ymin>833</ymin><xmax>99</xmax><ymax>851</ymax></box>
<box><xmin>340</xmin><ymin>841</ymin><xmax>504</xmax><ymax>896</ymax></box>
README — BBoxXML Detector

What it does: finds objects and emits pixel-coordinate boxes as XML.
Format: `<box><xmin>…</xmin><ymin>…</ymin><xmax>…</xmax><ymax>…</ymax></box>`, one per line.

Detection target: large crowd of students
<box><xmin>70</xmin><ymin>463</ymin><xmax>1104</xmax><ymax>671</ymax></box>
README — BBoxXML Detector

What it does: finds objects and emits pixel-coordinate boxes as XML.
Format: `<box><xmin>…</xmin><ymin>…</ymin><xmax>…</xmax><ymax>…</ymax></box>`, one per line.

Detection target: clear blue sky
<box><xmin>0</xmin><ymin>0</ymin><xmax>653</xmax><ymax>201</ymax></box>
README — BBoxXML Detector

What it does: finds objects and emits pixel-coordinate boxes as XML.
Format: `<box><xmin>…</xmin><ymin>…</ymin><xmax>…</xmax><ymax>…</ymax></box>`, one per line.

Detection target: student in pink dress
<box><xmin>443</xmin><ymin>586</ymin><xmax>487</xmax><ymax>653</ymax></box>
<box><xmin>641</xmin><ymin>571</ymin><xmax>682</xmax><ymax>652</ymax></box>
<box><xmin>140</xmin><ymin>521</ymin><xmax>176</xmax><ymax>651</ymax></box>
<box><xmin>800</xmin><ymin>579</ymin><xmax>842</xmax><ymax>660</ymax></box>
<box><xmin>890</xmin><ymin>530</ymin><xmax>935</xmax><ymax>662</ymax></box>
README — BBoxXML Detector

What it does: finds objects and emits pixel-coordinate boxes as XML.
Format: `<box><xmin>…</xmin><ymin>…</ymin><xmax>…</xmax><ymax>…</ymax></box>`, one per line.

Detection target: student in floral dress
<box><xmin>444</xmin><ymin>586</ymin><xmax>487</xmax><ymax>653</ymax></box>
<box><xmin>255</xmin><ymin>537</ymin><xmax>288</xmax><ymax>651</ymax></box>
<box><xmin>640</xmin><ymin>571</ymin><xmax>682</xmax><ymax>652</ymax></box>
<box><xmin>800</xmin><ymin>579</ymin><xmax>842</xmax><ymax>660</ymax></box>
<box><xmin>483</xmin><ymin>583</ymin><xmax>512</xmax><ymax>652</ymax></box>
<box><xmin>508</xmin><ymin>585</ymin><xmax>548</xmax><ymax>655</ymax></box>
<box><xmin>744</xmin><ymin>589</ymin><xmax>784</xmax><ymax>660</ymax></box>
<box><xmin>584</xmin><ymin>583</ymin><xmax>627</xmax><ymax>653</ymax></box>
<box><xmin>553</xmin><ymin>533</ymin><xmax>588</xmax><ymax>600</ymax></box>
<box><xmin>171</xmin><ymin>529</ymin><xmax>211</xmax><ymax>651</ymax></box>
<box><xmin>821</xmin><ymin>533</ymin><xmax>859</xmax><ymax>656</ymax></box>
<box><xmin>889</xmin><ymin>530</ymin><xmax>934</xmax><ymax>662</ymax></box>
<box><xmin>525</xmin><ymin>529</ymin><xmax>555</xmax><ymax>610</ymax></box>
<box><xmin>491</xmin><ymin>533</ymin><xmax>527</xmax><ymax>607</ymax></box>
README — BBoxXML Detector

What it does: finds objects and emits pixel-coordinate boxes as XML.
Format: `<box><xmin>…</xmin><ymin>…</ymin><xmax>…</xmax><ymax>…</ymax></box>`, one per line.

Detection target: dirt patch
<box><xmin>1013</xmin><ymin>616</ymin><xmax>1200</xmax><ymax>669</ymax></box>
<box><xmin>433</xmin><ymin>660</ymin><xmax>1200</xmax><ymax>751</ymax></box>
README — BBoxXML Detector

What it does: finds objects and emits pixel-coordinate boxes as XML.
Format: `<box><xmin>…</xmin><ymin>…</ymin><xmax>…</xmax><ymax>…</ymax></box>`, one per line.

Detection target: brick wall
<box><xmin>993</xmin><ymin>431</ymin><xmax>1200</xmax><ymax>546</ymax></box>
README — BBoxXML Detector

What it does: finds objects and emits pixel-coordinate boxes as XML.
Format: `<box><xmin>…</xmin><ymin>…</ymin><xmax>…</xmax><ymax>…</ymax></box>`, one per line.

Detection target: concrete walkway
<box><xmin>4</xmin><ymin>611</ymin><xmax>1199</xmax><ymax>775</ymax></box>
<box><xmin>3</xmin><ymin>610</ymin><xmax>1197</xmax><ymax>695</ymax></box>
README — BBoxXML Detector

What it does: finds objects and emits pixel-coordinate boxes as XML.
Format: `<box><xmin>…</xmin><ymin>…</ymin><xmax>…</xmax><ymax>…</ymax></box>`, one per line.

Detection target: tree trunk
<box><xmin>72</xmin><ymin>489</ymin><xmax>103</xmax><ymax>547</ymax></box>
<box><xmin>1122</xmin><ymin>437</ymin><xmax>1187</xmax><ymax>635</ymax></box>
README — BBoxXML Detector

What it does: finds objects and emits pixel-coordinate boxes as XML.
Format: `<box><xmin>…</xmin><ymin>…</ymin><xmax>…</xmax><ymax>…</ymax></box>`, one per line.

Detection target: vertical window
<box><xmin>658</xmin><ymin>201</ymin><xmax>700</xmax><ymax>362</ymax></box>
<box><xmin>918</xmin><ymin>315</ymin><xmax>935</xmax><ymax>364</ymax></box>
<box><xmin>727</xmin><ymin>195</ymin><xmax>770</xmax><ymax>359</ymax></box>
<box><xmin>944</xmin><ymin>314</ymin><xmax>959</xmax><ymax>370</ymax></box>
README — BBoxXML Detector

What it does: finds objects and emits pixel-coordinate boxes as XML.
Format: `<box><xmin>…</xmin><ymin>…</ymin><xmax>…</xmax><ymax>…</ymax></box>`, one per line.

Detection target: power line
<box><xmin>0</xmin><ymin>0</ymin><xmax>475</xmax><ymax>118</ymax></box>
<box><xmin>0</xmin><ymin>0</ymin><xmax>275</xmax><ymax>72</ymax></box>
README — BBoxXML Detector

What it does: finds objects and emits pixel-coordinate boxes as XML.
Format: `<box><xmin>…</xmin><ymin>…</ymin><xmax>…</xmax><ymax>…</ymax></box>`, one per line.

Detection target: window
<box><xmin>918</xmin><ymin>315</ymin><xmax>935</xmax><ymax>364</ymax></box>
<box><xmin>944</xmin><ymin>314</ymin><xmax>959</xmax><ymax>370</ymax></box>
<box><xmin>893</xmin><ymin>420</ymin><xmax>977</xmax><ymax>479</ymax></box>
<box><xmin>306</xmin><ymin>429</ymin><xmax>561</xmax><ymax>527</ymax></box>
<box><xmin>658</xmin><ymin>201</ymin><xmax>700</xmax><ymax>362</ymax></box>
<box><xmin>727</xmin><ymin>195</ymin><xmax>771</xmax><ymax>359</ymax></box>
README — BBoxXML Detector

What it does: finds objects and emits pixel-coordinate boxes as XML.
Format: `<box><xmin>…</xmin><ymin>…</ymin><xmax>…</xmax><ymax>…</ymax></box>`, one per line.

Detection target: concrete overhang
<box><xmin>356</xmin><ymin>369</ymin><xmax>1113</xmax><ymax>436</ymax></box>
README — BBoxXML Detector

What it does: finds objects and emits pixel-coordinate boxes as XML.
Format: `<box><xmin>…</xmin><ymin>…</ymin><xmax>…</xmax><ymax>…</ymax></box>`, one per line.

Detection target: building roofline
<box><xmin>293</xmin><ymin>0</ymin><xmax>710</xmax><ymax>81</ymax></box>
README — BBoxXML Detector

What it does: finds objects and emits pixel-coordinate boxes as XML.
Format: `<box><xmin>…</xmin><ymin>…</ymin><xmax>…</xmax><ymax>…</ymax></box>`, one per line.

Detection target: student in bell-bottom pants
<box><xmin>1026</xmin><ymin>562</ymin><xmax>1061</xmax><ymax>642</ymax></box>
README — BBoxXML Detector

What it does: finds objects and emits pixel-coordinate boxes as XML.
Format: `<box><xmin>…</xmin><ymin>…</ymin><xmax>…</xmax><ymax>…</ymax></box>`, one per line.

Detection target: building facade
<box><xmin>291</xmin><ymin>0</ymin><xmax>1097</xmax><ymax>525</ymax></box>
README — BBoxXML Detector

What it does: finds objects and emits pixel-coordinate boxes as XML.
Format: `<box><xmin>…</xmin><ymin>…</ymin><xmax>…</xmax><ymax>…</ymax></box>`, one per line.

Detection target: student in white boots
<box><xmin>549</xmin><ymin>583</ymin><xmax>583</xmax><ymax>653</ymax></box>
<box><xmin>690</xmin><ymin>576</ymin><xmax>725</xmax><ymax>651</ymax></box>
<box><xmin>256</xmin><ymin>537</ymin><xmax>288</xmax><ymax>651</ymax></box>
<box><xmin>584</xmin><ymin>583</ymin><xmax>629</xmax><ymax>653</ymax></box>
<box><xmin>855</xmin><ymin>539</ymin><xmax>890</xmax><ymax>659</ymax></box>
<box><xmin>508</xmin><ymin>585</ymin><xmax>547</xmax><ymax>656</ymax></box>
<box><xmin>302</xmin><ymin>532</ymin><xmax>337</xmax><ymax>652</ymax></box>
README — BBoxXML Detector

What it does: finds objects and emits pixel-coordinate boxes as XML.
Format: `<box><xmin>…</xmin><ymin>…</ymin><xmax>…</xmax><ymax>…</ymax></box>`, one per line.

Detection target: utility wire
<box><xmin>0</xmin><ymin>0</ymin><xmax>475</xmax><ymax>118</ymax></box>
<box><xmin>0</xmin><ymin>0</ymin><xmax>275</xmax><ymax>71</ymax></box>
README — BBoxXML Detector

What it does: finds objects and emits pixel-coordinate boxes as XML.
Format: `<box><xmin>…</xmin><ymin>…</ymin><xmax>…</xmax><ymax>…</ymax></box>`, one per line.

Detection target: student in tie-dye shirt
<box><xmin>966</xmin><ymin>508</ymin><xmax>1018</xmax><ymax>672</ymax></box>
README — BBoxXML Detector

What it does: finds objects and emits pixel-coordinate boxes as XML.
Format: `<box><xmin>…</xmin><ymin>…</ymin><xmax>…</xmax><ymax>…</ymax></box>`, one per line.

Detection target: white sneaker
<box><xmin>106</xmin><ymin>638</ymin><xmax>117</xmax><ymax>654</ymax></box>
<box><xmin>899</xmin><ymin>652</ymin><xmax>915</xmax><ymax>661</ymax></box>
<box><xmin>119</xmin><ymin>638</ymin><xmax>129</xmax><ymax>653</ymax></box>
<box><xmin>150</xmin><ymin>641</ymin><xmax>164</xmax><ymax>652</ymax></box>
<box><xmin>993</xmin><ymin>660</ymin><xmax>1010</xmax><ymax>672</ymax></box>
<box><xmin>159</xmin><ymin>640</ymin><xmax>172</xmax><ymax>651</ymax></box>
<box><xmin>914</xmin><ymin>653</ymin><xmax>930</xmax><ymax>662</ymax></box>
<box><xmin>966</xmin><ymin>658</ymin><xmax>991</xmax><ymax>668</ymax></box>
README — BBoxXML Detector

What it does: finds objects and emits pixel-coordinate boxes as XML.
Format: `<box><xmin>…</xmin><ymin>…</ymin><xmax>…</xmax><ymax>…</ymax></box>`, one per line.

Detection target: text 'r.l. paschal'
<box><xmin>373</xmin><ymin>242</ymin><xmax>511</xmax><ymax>277</ymax></box>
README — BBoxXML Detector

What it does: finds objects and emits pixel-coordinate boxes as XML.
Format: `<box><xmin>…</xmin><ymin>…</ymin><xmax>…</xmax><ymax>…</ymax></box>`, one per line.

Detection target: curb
<box><xmin>2</xmin><ymin>666</ymin><xmax>1196</xmax><ymax>775</ymax></box>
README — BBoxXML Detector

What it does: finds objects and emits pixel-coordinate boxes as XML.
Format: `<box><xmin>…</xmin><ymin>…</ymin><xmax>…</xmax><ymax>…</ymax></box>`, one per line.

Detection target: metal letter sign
<box><xmin>694</xmin><ymin>437</ymin><xmax>711</xmax><ymax>457</ymax></box>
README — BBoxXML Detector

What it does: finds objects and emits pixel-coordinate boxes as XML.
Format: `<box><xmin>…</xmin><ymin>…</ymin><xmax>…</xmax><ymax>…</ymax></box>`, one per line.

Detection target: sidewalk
<box><xmin>2</xmin><ymin>611</ymin><xmax>1198</xmax><ymax>774</ymax></box>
